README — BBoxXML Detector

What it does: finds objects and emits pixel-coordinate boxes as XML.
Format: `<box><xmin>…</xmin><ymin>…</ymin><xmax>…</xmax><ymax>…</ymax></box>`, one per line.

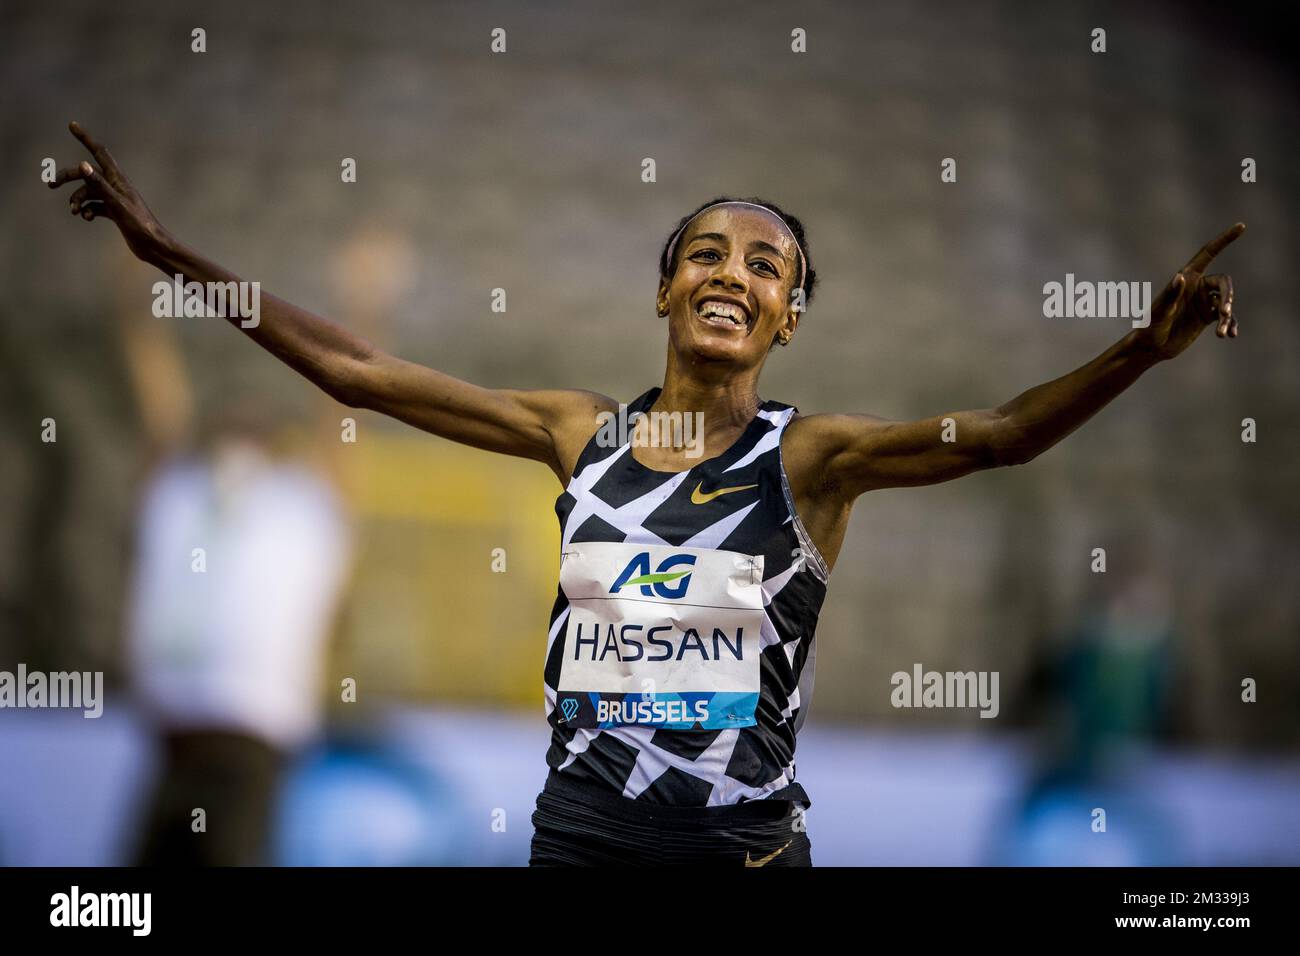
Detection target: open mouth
<box><xmin>694</xmin><ymin>297</ymin><xmax>750</xmax><ymax>330</ymax></box>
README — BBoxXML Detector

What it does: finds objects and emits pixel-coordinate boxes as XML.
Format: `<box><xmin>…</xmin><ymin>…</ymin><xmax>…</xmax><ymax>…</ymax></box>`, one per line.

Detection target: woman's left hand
<box><xmin>1136</xmin><ymin>222</ymin><xmax>1244</xmax><ymax>362</ymax></box>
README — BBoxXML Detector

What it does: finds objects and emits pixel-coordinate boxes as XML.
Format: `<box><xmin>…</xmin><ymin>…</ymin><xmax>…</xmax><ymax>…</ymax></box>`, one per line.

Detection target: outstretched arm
<box><xmin>50</xmin><ymin>123</ymin><xmax>613</xmax><ymax>486</ymax></box>
<box><xmin>48</xmin><ymin>122</ymin><xmax>614</xmax><ymax>485</ymax></box>
<box><xmin>798</xmin><ymin>224</ymin><xmax>1244</xmax><ymax>498</ymax></box>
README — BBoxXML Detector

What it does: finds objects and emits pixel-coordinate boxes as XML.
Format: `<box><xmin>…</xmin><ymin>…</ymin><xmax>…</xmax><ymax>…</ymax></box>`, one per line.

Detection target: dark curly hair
<box><xmin>657</xmin><ymin>195</ymin><xmax>818</xmax><ymax>308</ymax></box>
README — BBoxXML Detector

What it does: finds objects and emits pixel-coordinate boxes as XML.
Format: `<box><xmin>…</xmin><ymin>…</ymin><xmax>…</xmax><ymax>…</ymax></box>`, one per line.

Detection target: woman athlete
<box><xmin>50</xmin><ymin>121</ymin><xmax>1243</xmax><ymax>867</ymax></box>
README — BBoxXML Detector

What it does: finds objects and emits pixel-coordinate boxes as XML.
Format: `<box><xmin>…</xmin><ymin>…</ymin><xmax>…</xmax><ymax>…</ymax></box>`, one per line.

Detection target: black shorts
<box><xmin>529</xmin><ymin>770</ymin><xmax>812</xmax><ymax>866</ymax></box>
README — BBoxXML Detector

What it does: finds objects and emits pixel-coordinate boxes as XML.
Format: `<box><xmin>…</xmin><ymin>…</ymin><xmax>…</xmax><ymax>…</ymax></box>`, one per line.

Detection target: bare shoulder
<box><xmin>522</xmin><ymin>388</ymin><xmax>619</xmax><ymax>485</ymax></box>
<box><xmin>784</xmin><ymin>411</ymin><xmax>892</xmax><ymax>447</ymax></box>
<box><xmin>784</xmin><ymin>411</ymin><xmax>875</xmax><ymax>497</ymax></box>
<box><xmin>781</xmin><ymin>411</ymin><xmax>888</xmax><ymax>571</ymax></box>
<box><xmin>783</xmin><ymin>411</ymin><xmax>891</xmax><ymax>464</ymax></box>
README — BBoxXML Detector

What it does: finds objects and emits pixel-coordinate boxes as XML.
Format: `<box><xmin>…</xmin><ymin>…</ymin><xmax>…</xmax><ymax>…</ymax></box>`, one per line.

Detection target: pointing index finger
<box><xmin>68</xmin><ymin>121</ymin><xmax>118</xmax><ymax>174</ymax></box>
<box><xmin>1183</xmin><ymin>222</ymin><xmax>1245</xmax><ymax>273</ymax></box>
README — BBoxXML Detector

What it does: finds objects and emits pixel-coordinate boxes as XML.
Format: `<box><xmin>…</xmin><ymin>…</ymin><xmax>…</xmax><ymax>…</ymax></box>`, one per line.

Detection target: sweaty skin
<box><xmin>50</xmin><ymin>122</ymin><xmax>1243</xmax><ymax>573</ymax></box>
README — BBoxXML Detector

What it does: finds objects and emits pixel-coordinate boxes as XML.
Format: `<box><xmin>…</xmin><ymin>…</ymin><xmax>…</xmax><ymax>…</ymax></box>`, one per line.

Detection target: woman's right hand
<box><xmin>48</xmin><ymin>121</ymin><xmax>170</xmax><ymax>262</ymax></box>
<box><xmin>45</xmin><ymin>121</ymin><xmax>616</xmax><ymax>486</ymax></box>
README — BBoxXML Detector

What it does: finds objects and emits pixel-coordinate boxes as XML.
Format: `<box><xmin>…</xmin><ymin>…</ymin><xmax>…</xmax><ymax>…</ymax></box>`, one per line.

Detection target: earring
<box><xmin>778</xmin><ymin>332</ymin><xmax>792</xmax><ymax>346</ymax></box>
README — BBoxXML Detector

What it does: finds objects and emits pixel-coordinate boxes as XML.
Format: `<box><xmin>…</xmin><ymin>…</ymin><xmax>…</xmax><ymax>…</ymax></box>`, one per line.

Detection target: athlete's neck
<box><xmin>650</xmin><ymin>378</ymin><xmax>761</xmax><ymax>431</ymax></box>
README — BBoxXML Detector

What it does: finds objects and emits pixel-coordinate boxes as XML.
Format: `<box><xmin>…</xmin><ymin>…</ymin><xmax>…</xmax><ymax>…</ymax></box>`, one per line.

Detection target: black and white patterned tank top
<box><xmin>541</xmin><ymin>386</ymin><xmax>830</xmax><ymax>807</ymax></box>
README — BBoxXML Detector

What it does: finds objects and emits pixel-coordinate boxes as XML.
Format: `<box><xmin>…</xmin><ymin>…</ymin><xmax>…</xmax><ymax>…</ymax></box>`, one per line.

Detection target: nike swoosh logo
<box><xmin>744</xmin><ymin>840</ymin><xmax>793</xmax><ymax>867</ymax></box>
<box><xmin>691</xmin><ymin>481</ymin><xmax>758</xmax><ymax>505</ymax></box>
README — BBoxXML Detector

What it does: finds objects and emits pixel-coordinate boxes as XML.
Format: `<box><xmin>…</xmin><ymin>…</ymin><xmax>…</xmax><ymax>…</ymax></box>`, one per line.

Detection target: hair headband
<box><xmin>664</xmin><ymin>201</ymin><xmax>807</xmax><ymax>292</ymax></box>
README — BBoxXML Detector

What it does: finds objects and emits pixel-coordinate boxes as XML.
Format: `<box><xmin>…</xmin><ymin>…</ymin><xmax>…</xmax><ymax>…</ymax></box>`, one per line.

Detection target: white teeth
<box><xmin>697</xmin><ymin>301</ymin><xmax>746</xmax><ymax>324</ymax></box>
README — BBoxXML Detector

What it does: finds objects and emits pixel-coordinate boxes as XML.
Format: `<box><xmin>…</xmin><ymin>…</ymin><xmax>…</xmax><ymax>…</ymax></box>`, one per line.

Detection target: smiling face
<box><xmin>657</xmin><ymin>205</ymin><xmax>801</xmax><ymax>366</ymax></box>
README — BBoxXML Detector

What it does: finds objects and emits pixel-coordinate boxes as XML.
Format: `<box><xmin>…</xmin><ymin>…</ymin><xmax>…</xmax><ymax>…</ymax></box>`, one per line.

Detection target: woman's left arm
<box><xmin>796</xmin><ymin>223</ymin><xmax>1245</xmax><ymax>498</ymax></box>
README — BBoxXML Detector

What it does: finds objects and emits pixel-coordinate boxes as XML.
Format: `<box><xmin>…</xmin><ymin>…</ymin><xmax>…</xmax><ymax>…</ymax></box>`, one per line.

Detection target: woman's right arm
<box><xmin>51</xmin><ymin>122</ymin><xmax>614</xmax><ymax>484</ymax></box>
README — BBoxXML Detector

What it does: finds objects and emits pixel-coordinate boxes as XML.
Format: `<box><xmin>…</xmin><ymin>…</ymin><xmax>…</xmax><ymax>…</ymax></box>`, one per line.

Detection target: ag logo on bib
<box><xmin>560</xmin><ymin>697</ymin><xmax>579</xmax><ymax>722</ymax></box>
<box><xmin>609</xmin><ymin>552</ymin><xmax>697</xmax><ymax>599</ymax></box>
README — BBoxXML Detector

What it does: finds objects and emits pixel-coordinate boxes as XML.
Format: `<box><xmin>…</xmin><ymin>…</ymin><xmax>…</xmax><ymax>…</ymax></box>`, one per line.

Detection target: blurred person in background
<box><xmin>117</xmin><ymin>279</ymin><xmax>352</xmax><ymax>866</ymax></box>
<box><xmin>997</xmin><ymin>540</ymin><xmax>1180</xmax><ymax>865</ymax></box>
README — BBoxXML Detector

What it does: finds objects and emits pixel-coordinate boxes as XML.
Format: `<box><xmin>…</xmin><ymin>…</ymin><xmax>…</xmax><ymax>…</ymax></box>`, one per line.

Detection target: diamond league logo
<box><xmin>560</xmin><ymin>697</ymin><xmax>579</xmax><ymax>721</ymax></box>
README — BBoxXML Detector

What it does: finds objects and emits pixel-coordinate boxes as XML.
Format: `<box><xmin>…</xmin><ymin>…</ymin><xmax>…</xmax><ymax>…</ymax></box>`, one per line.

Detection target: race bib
<box><xmin>555</xmin><ymin>541</ymin><xmax>765</xmax><ymax>731</ymax></box>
